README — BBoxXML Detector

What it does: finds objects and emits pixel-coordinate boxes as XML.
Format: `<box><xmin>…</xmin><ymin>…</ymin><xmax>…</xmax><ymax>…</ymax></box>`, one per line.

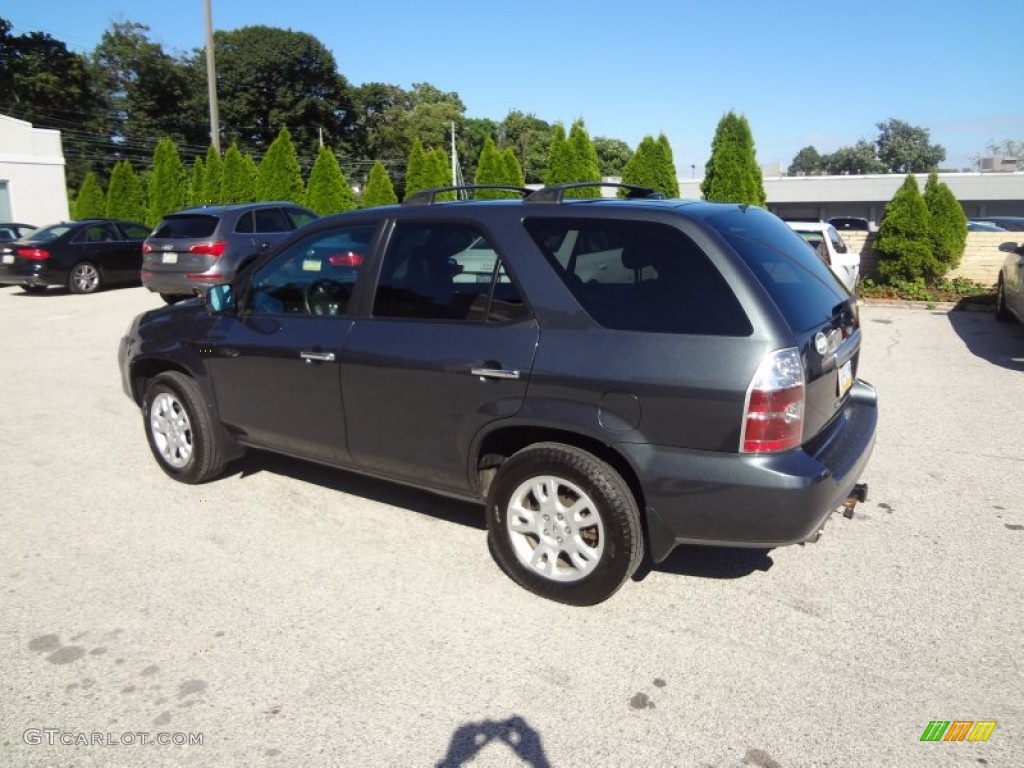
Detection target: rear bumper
<box><xmin>141</xmin><ymin>270</ymin><xmax>221</xmax><ymax>296</ymax></box>
<box><xmin>0</xmin><ymin>262</ymin><xmax>56</xmax><ymax>287</ymax></box>
<box><xmin>626</xmin><ymin>379</ymin><xmax>878</xmax><ymax>562</ymax></box>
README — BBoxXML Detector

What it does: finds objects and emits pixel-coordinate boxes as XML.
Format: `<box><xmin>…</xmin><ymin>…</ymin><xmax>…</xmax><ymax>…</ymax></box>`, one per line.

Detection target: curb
<box><xmin>858</xmin><ymin>298</ymin><xmax>995</xmax><ymax>313</ymax></box>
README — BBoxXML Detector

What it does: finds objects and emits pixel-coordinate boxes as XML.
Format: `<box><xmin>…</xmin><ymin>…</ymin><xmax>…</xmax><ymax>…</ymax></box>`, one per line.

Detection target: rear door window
<box><xmin>119</xmin><ymin>223</ymin><xmax>151</xmax><ymax>240</ymax></box>
<box><xmin>254</xmin><ymin>208</ymin><xmax>290</xmax><ymax>233</ymax></box>
<box><xmin>286</xmin><ymin>208</ymin><xmax>318</xmax><ymax>228</ymax></box>
<box><xmin>373</xmin><ymin>222</ymin><xmax>528</xmax><ymax>323</ymax></box>
<box><xmin>707</xmin><ymin>208</ymin><xmax>849</xmax><ymax>331</ymax></box>
<box><xmin>524</xmin><ymin>218</ymin><xmax>751</xmax><ymax>335</ymax></box>
<box><xmin>153</xmin><ymin>215</ymin><xmax>219</xmax><ymax>239</ymax></box>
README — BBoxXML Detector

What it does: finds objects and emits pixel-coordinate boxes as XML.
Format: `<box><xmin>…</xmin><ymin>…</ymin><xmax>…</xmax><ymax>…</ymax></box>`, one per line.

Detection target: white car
<box><xmin>996</xmin><ymin>240</ymin><xmax>1024</xmax><ymax>324</ymax></box>
<box><xmin>786</xmin><ymin>221</ymin><xmax>860</xmax><ymax>292</ymax></box>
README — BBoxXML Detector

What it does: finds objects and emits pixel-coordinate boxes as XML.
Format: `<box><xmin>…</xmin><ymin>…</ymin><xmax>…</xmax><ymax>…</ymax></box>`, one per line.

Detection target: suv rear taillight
<box><xmin>741</xmin><ymin>348</ymin><xmax>805</xmax><ymax>453</ymax></box>
<box><xmin>142</xmin><ymin>242</ymin><xmax>153</xmax><ymax>254</ymax></box>
<box><xmin>18</xmin><ymin>248</ymin><xmax>50</xmax><ymax>260</ymax></box>
<box><xmin>189</xmin><ymin>241</ymin><xmax>226</xmax><ymax>257</ymax></box>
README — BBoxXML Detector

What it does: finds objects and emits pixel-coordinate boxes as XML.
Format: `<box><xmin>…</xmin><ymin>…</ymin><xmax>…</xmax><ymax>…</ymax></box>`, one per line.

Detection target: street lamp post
<box><xmin>204</xmin><ymin>0</ymin><xmax>221</xmax><ymax>153</ymax></box>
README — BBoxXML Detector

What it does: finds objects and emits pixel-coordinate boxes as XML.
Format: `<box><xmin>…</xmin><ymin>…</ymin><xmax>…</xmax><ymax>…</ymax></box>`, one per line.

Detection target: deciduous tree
<box><xmin>875</xmin><ymin>118</ymin><xmax>945</xmax><ymax>173</ymax></box>
<box><xmin>789</xmin><ymin>146</ymin><xmax>824</xmax><ymax>175</ymax></box>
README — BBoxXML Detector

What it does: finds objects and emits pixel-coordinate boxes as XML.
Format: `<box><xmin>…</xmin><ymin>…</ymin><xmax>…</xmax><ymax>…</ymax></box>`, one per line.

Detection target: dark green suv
<box><xmin>120</xmin><ymin>184</ymin><xmax>877</xmax><ymax>605</ymax></box>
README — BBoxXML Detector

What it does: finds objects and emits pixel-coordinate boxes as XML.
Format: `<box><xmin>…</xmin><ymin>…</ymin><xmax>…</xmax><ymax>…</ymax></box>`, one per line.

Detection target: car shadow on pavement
<box><xmin>435</xmin><ymin>715</ymin><xmax>550</xmax><ymax>768</ymax></box>
<box><xmin>633</xmin><ymin>545</ymin><xmax>774</xmax><ymax>582</ymax></box>
<box><xmin>947</xmin><ymin>309</ymin><xmax>1024</xmax><ymax>372</ymax></box>
<box><xmin>232</xmin><ymin>450</ymin><xmax>486</xmax><ymax>530</ymax></box>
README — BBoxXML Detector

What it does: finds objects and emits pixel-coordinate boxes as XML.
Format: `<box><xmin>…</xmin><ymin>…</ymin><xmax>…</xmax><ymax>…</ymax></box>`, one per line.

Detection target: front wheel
<box><xmin>995</xmin><ymin>275</ymin><xmax>1011</xmax><ymax>321</ymax></box>
<box><xmin>68</xmin><ymin>261</ymin><xmax>101</xmax><ymax>294</ymax></box>
<box><xmin>143</xmin><ymin>372</ymin><xmax>227</xmax><ymax>484</ymax></box>
<box><xmin>486</xmin><ymin>443</ymin><xmax>644</xmax><ymax>606</ymax></box>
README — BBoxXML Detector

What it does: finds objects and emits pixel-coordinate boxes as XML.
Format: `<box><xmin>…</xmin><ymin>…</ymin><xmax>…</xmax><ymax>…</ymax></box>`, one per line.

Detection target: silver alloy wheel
<box><xmin>149</xmin><ymin>392</ymin><xmax>193</xmax><ymax>468</ymax></box>
<box><xmin>506</xmin><ymin>475</ymin><xmax>605</xmax><ymax>582</ymax></box>
<box><xmin>72</xmin><ymin>263</ymin><xmax>100</xmax><ymax>292</ymax></box>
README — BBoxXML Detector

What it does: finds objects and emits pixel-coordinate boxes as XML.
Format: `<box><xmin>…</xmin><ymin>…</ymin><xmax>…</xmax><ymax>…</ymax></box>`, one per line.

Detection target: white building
<box><xmin>0</xmin><ymin>113</ymin><xmax>70</xmax><ymax>225</ymax></box>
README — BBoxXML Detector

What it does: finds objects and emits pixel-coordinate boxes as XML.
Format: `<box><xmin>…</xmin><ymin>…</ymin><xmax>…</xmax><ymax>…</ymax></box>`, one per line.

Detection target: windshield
<box><xmin>26</xmin><ymin>224</ymin><xmax>73</xmax><ymax>242</ymax></box>
<box><xmin>705</xmin><ymin>208</ymin><xmax>849</xmax><ymax>332</ymax></box>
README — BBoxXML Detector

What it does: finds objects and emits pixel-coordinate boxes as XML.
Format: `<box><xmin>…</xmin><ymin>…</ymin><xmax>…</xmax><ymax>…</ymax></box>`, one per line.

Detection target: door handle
<box><xmin>471</xmin><ymin>367</ymin><xmax>520</xmax><ymax>380</ymax></box>
<box><xmin>300</xmin><ymin>350</ymin><xmax>336</xmax><ymax>364</ymax></box>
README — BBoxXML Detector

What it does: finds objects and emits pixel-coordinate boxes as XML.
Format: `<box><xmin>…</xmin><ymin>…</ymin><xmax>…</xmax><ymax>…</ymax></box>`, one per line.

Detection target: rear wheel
<box><xmin>68</xmin><ymin>261</ymin><xmax>101</xmax><ymax>294</ymax></box>
<box><xmin>20</xmin><ymin>284</ymin><xmax>47</xmax><ymax>294</ymax></box>
<box><xmin>143</xmin><ymin>372</ymin><xmax>227</xmax><ymax>484</ymax></box>
<box><xmin>486</xmin><ymin>443</ymin><xmax>644</xmax><ymax>606</ymax></box>
<box><xmin>995</xmin><ymin>275</ymin><xmax>1011</xmax><ymax>321</ymax></box>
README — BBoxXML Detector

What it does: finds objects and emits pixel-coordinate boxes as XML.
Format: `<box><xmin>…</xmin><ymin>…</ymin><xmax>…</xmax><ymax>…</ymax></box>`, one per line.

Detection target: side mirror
<box><xmin>206</xmin><ymin>283</ymin><xmax>234</xmax><ymax>314</ymax></box>
<box><xmin>998</xmin><ymin>241</ymin><xmax>1021</xmax><ymax>253</ymax></box>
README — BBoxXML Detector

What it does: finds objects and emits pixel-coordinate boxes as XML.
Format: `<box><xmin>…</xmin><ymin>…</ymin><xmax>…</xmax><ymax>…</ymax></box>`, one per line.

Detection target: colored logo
<box><xmin>920</xmin><ymin>720</ymin><xmax>996</xmax><ymax>742</ymax></box>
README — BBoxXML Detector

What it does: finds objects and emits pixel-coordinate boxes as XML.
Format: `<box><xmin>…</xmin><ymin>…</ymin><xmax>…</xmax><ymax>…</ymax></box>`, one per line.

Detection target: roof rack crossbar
<box><xmin>402</xmin><ymin>185</ymin><xmax>532</xmax><ymax>205</ymax></box>
<box><xmin>523</xmin><ymin>182</ymin><xmax>665</xmax><ymax>204</ymax></box>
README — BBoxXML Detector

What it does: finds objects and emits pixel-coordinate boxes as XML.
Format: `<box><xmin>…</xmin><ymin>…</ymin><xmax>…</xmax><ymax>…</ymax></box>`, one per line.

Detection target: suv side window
<box><xmin>254</xmin><ymin>208</ymin><xmax>291</xmax><ymax>233</ymax></box>
<box><xmin>245</xmin><ymin>225</ymin><xmax>375</xmax><ymax>316</ymax></box>
<box><xmin>286</xmin><ymin>208</ymin><xmax>317</xmax><ymax>229</ymax></box>
<box><xmin>120</xmin><ymin>223</ymin><xmax>151</xmax><ymax>240</ymax></box>
<box><xmin>525</xmin><ymin>218</ymin><xmax>751</xmax><ymax>336</ymax></box>
<box><xmin>373</xmin><ymin>222</ymin><xmax>528</xmax><ymax>322</ymax></box>
<box><xmin>75</xmin><ymin>223</ymin><xmax>118</xmax><ymax>243</ymax></box>
<box><xmin>234</xmin><ymin>212</ymin><xmax>255</xmax><ymax>233</ymax></box>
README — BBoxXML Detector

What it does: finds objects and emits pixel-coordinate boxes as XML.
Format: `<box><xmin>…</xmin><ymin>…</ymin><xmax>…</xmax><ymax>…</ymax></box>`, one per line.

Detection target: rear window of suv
<box><xmin>524</xmin><ymin>218</ymin><xmax>751</xmax><ymax>336</ymax></box>
<box><xmin>707</xmin><ymin>208</ymin><xmax>849</xmax><ymax>332</ymax></box>
<box><xmin>152</xmin><ymin>215</ymin><xmax>219</xmax><ymax>239</ymax></box>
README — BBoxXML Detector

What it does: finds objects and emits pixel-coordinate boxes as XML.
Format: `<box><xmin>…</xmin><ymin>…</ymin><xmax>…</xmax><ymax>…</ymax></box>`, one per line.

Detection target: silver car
<box><xmin>996</xmin><ymin>240</ymin><xmax>1024</xmax><ymax>324</ymax></box>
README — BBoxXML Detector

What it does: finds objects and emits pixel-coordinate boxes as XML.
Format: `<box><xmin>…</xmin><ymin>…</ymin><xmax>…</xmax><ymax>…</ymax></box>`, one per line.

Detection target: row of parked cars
<box><xmin>0</xmin><ymin>202</ymin><xmax>318</xmax><ymax>299</ymax></box>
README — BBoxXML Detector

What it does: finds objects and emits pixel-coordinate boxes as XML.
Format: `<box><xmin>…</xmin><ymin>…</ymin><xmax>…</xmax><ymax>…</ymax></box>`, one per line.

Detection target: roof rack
<box><xmin>524</xmin><ymin>182</ymin><xmax>665</xmax><ymax>204</ymax></box>
<box><xmin>402</xmin><ymin>185</ymin><xmax>531</xmax><ymax>205</ymax></box>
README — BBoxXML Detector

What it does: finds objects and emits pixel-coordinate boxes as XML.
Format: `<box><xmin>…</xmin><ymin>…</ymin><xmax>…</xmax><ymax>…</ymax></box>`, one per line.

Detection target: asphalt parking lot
<box><xmin>1</xmin><ymin>285</ymin><xmax>1022</xmax><ymax>767</ymax></box>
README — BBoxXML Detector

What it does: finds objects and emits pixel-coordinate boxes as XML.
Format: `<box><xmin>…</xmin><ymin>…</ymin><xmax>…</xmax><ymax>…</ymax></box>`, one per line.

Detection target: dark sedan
<box><xmin>0</xmin><ymin>219</ymin><xmax>151</xmax><ymax>294</ymax></box>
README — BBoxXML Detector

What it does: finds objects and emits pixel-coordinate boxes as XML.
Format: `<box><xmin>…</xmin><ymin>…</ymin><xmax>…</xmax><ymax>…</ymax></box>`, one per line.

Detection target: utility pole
<box><xmin>204</xmin><ymin>0</ymin><xmax>221</xmax><ymax>153</ymax></box>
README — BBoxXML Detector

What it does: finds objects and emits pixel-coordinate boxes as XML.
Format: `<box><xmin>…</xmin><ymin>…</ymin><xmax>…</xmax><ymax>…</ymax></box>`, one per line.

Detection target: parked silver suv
<box><xmin>142</xmin><ymin>202</ymin><xmax>317</xmax><ymax>303</ymax></box>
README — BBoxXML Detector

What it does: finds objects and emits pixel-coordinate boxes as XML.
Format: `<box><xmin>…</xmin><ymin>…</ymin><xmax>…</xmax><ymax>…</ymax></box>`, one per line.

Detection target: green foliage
<box><xmin>304</xmin><ymin>146</ymin><xmax>356</xmax><ymax>215</ymax></box>
<box><xmin>361</xmin><ymin>161</ymin><xmax>398</xmax><ymax>208</ymax></box>
<box><xmin>655</xmin><ymin>134</ymin><xmax>680</xmax><ymax>198</ymax></box>
<box><xmin>187</xmin><ymin>157</ymin><xmax>206</xmax><ymax>206</ymax></box>
<box><xmin>789</xmin><ymin>146</ymin><xmax>824</xmax><ymax>175</ymax></box>
<box><xmin>624</xmin><ymin>134</ymin><xmax>679</xmax><ymax>197</ymax></box>
<box><xmin>875</xmin><ymin>175</ymin><xmax>940</xmax><ymax>282</ymax></box>
<box><xmin>256</xmin><ymin>127</ymin><xmax>305</xmax><ymax>203</ymax></box>
<box><xmin>73</xmin><ymin>172</ymin><xmax>107</xmax><ymax>220</ymax></box>
<box><xmin>474</xmin><ymin>137</ymin><xmax>506</xmax><ymax>199</ymax></box>
<box><xmin>502</xmin><ymin>148</ymin><xmax>525</xmax><ymax>190</ymax></box>
<box><xmin>148</xmin><ymin>137</ymin><xmax>186</xmax><ymax>226</ymax></box>
<box><xmin>200</xmin><ymin>146</ymin><xmax>223</xmax><ymax>204</ymax></box>
<box><xmin>566</xmin><ymin>119</ymin><xmax>602</xmax><ymax>198</ymax></box>
<box><xmin>875</xmin><ymin>118</ymin><xmax>945</xmax><ymax>173</ymax></box>
<box><xmin>403</xmin><ymin>139</ymin><xmax>429</xmax><ymax>200</ymax></box>
<box><xmin>544</xmin><ymin>124</ymin><xmax>573</xmax><ymax>186</ymax></box>
<box><xmin>204</xmin><ymin>26</ymin><xmax>351</xmax><ymax>157</ymax></box>
<box><xmin>859</xmin><ymin>276</ymin><xmax>992</xmax><ymax>301</ymax></box>
<box><xmin>105</xmin><ymin>161</ymin><xmax>146</xmax><ymax>222</ymax></box>
<box><xmin>823</xmin><ymin>140</ymin><xmax>886</xmax><ymax>174</ymax></box>
<box><xmin>701</xmin><ymin>111</ymin><xmax>766</xmax><ymax>206</ymax></box>
<box><xmin>923</xmin><ymin>171</ymin><xmax>968</xmax><ymax>274</ymax></box>
<box><xmin>220</xmin><ymin>144</ymin><xmax>251</xmax><ymax>204</ymax></box>
<box><xmin>500</xmin><ymin>110</ymin><xmax>553</xmax><ymax>184</ymax></box>
<box><xmin>427</xmin><ymin>149</ymin><xmax>453</xmax><ymax>200</ymax></box>
<box><xmin>593</xmin><ymin>137</ymin><xmax>634</xmax><ymax>177</ymax></box>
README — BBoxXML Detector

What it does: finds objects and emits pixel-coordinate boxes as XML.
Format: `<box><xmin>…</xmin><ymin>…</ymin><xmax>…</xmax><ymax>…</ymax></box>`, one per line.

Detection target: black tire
<box><xmin>486</xmin><ymin>442</ymin><xmax>644</xmax><ymax>606</ymax></box>
<box><xmin>142</xmin><ymin>372</ymin><xmax>227</xmax><ymax>484</ymax></box>
<box><xmin>160</xmin><ymin>293</ymin><xmax>190</xmax><ymax>305</ymax></box>
<box><xmin>20</xmin><ymin>284</ymin><xmax>48</xmax><ymax>294</ymax></box>
<box><xmin>67</xmin><ymin>261</ymin><xmax>102</xmax><ymax>294</ymax></box>
<box><xmin>995</xmin><ymin>275</ymin><xmax>1011</xmax><ymax>322</ymax></box>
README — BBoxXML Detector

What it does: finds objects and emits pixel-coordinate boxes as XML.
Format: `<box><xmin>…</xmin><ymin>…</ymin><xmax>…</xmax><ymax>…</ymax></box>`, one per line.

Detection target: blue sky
<box><xmin>7</xmin><ymin>1</ymin><xmax>1023</xmax><ymax>172</ymax></box>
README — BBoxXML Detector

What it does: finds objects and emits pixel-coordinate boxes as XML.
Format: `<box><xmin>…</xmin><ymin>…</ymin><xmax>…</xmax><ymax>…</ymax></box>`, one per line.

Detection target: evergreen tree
<box><xmin>499</xmin><ymin>148</ymin><xmax>524</xmax><ymax>192</ymax></box>
<box><xmin>403</xmin><ymin>139</ymin><xmax>429</xmax><ymax>200</ymax></box>
<box><xmin>621</xmin><ymin>136</ymin><xmax>661</xmax><ymax>194</ymax></box>
<box><xmin>256</xmin><ymin>127</ymin><xmax>305</xmax><ymax>203</ymax></box>
<box><xmin>242</xmin><ymin>154</ymin><xmax>259</xmax><ymax>201</ymax></box>
<box><xmin>147</xmin><ymin>137</ymin><xmax>186</xmax><ymax>226</ymax></box>
<box><xmin>701</xmin><ymin>111</ymin><xmax>766</xmax><ymax>206</ymax></box>
<box><xmin>105</xmin><ymin>161</ymin><xmax>146</xmax><ymax>222</ymax></box>
<box><xmin>656</xmin><ymin>134</ymin><xmax>680</xmax><ymax>197</ymax></box>
<box><xmin>544</xmin><ymin>124</ymin><xmax>573</xmax><ymax>186</ymax></box>
<box><xmin>474</xmin><ymin>137</ymin><xmax>506</xmax><ymax>199</ymax></box>
<box><xmin>304</xmin><ymin>146</ymin><xmax>357</xmax><ymax>215</ymax></box>
<box><xmin>73</xmin><ymin>172</ymin><xmax>107</xmax><ymax>220</ymax></box>
<box><xmin>876</xmin><ymin>174</ymin><xmax>938</xmax><ymax>282</ymax></box>
<box><xmin>427</xmin><ymin>148</ymin><xmax>453</xmax><ymax>201</ymax></box>
<box><xmin>567</xmin><ymin>118</ymin><xmax>602</xmax><ymax>198</ymax></box>
<box><xmin>361</xmin><ymin>161</ymin><xmax>398</xmax><ymax>208</ymax></box>
<box><xmin>923</xmin><ymin>171</ymin><xmax>968</xmax><ymax>275</ymax></box>
<box><xmin>200</xmin><ymin>145</ymin><xmax>223</xmax><ymax>204</ymax></box>
<box><xmin>220</xmin><ymin>144</ymin><xmax>249</xmax><ymax>204</ymax></box>
<box><xmin>188</xmin><ymin>157</ymin><xmax>206</xmax><ymax>206</ymax></box>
